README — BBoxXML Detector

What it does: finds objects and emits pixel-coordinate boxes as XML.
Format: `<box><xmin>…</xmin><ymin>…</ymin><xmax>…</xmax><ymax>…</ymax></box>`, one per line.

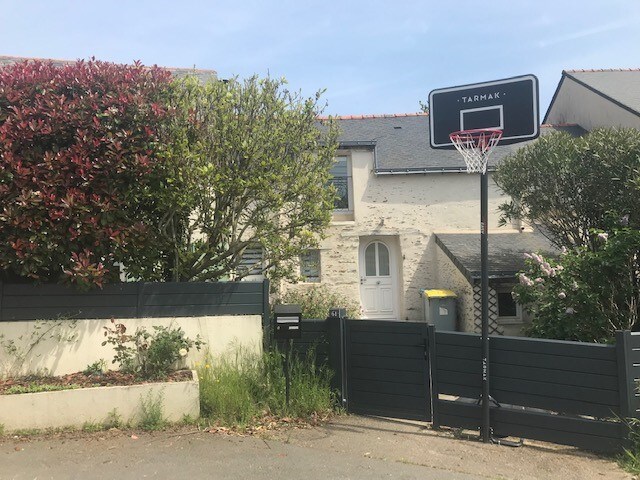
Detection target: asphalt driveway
<box><xmin>0</xmin><ymin>415</ymin><xmax>630</xmax><ymax>480</ymax></box>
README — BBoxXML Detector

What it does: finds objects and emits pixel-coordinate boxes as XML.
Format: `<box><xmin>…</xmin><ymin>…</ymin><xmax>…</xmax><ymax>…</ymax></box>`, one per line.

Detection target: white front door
<box><xmin>359</xmin><ymin>240</ymin><xmax>396</xmax><ymax>319</ymax></box>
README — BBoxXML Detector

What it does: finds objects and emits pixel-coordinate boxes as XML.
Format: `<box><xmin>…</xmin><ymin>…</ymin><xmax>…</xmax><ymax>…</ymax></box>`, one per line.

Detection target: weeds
<box><xmin>103</xmin><ymin>409</ymin><xmax>124</xmax><ymax>429</ymax></box>
<box><xmin>83</xmin><ymin>359</ymin><xmax>106</xmax><ymax>376</ymax></box>
<box><xmin>82</xmin><ymin>422</ymin><xmax>103</xmax><ymax>433</ymax></box>
<box><xmin>138</xmin><ymin>390</ymin><xmax>166</xmax><ymax>431</ymax></box>
<box><xmin>198</xmin><ymin>346</ymin><xmax>335</xmax><ymax>427</ymax></box>
<box><xmin>620</xmin><ymin>417</ymin><xmax>640</xmax><ymax>474</ymax></box>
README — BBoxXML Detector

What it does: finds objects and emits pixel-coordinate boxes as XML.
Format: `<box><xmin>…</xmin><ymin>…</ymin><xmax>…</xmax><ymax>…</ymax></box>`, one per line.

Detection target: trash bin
<box><xmin>422</xmin><ymin>289</ymin><xmax>457</xmax><ymax>331</ymax></box>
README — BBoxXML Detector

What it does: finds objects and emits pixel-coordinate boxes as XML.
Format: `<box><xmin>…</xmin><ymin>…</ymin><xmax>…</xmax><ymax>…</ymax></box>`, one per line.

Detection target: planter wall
<box><xmin>0</xmin><ymin>315</ymin><xmax>263</xmax><ymax>376</ymax></box>
<box><xmin>0</xmin><ymin>371</ymin><xmax>200</xmax><ymax>432</ymax></box>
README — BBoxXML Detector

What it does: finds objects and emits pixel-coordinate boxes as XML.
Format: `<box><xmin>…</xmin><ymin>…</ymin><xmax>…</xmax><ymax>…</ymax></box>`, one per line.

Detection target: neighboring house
<box><xmin>544</xmin><ymin>69</ymin><xmax>640</xmax><ymax>130</ymax></box>
<box><xmin>284</xmin><ymin>113</ymin><xmax>578</xmax><ymax>335</ymax></box>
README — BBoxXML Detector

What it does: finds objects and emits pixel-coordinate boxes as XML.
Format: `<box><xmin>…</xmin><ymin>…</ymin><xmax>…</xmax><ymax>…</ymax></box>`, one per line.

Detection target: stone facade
<box><xmin>284</xmin><ymin>146</ymin><xmax>517</xmax><ymax>323</ymax></box>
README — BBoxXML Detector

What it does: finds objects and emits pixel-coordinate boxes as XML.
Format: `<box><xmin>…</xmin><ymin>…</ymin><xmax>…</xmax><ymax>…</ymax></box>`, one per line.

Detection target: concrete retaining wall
<box><xmin>0</xmin><ymin>315</ymin><xmax>262</xmax><ymax>377</ymax></box>
<box><xmin>0</xmin><ymin>371</ymin><xmax>200</xmax><ymax>432</ymax></box>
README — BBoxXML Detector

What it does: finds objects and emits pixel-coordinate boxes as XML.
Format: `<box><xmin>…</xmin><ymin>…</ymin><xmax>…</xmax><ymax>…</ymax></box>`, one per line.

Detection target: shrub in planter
<box><xmin>279</xmin><ymin>285</ymin><xmax>360</xmax><ymax>319</ymax></box>
<box><xmin>102</xmin><ymin>320</ymin><xmax>204</xmax><ymax>379</ymax></box>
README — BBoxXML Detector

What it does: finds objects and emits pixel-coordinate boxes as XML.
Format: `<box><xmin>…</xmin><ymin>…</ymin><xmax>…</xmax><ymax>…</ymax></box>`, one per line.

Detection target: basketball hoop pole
<box><xmin>480</xmin><ymin>171</ymin><xmax>490</xmax><ymax>444</ymax></box>
<box><xmin>449</xmin><ymin>128</ymin><xmax>502</xmax><ymax>444</ymax></box>
<box><xmin>431</xmin><ymin>75</ymin><xmax>540</xmax><ymax>443</ymax></box>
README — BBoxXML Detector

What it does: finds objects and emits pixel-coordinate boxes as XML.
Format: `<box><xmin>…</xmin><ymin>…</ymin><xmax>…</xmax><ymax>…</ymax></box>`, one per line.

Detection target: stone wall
<box><xmin>283</xmin><ymin>148</ymin><xmax>517</xmax><ymax>321</ymax></box>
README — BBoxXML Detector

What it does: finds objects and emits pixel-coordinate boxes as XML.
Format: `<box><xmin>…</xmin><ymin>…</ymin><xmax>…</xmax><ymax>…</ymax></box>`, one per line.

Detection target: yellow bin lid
<box><xmin>423</xmin><ymin>289</ymin><xmax>457</xmax><ymax>299</ymax></box>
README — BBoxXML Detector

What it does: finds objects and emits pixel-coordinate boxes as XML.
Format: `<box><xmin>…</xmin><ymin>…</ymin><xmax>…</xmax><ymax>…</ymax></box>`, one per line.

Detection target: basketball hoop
<box><xmin>449</xmin><ymin>128</ymin><xmax>503</xmax><ymax>174</ymax></box>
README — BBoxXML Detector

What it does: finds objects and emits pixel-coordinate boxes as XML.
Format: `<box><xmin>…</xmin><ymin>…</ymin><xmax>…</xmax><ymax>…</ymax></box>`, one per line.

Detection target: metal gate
<box><xmin>343</xmin><ymin>320</ymin><xmax>431</xmax><ymax>421</ymax></box>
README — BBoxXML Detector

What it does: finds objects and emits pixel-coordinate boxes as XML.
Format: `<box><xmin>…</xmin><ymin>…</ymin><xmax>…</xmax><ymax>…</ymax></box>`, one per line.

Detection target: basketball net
<box><xmin>449</xmin><ymin>128</ymin><xmax>503</xmax><ymax>174</ymax></box>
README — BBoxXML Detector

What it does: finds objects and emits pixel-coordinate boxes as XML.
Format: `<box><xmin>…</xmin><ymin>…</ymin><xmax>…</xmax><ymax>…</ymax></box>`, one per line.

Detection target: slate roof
<box><xmin>435</xmin><ymin>232</ymin><xmax>558</xmax><ymax>282</ymax></box>
<box><xmin>543</xmin><ymin>69</ymin><xmax>640</xmax><ymax>124</ymax></box>
<box><xmin>329</xmin><ymin>114</ymin><xmax>585</xmax><ymax>174</ymax></box>
<box><xmin>0</xmin><ymin>55</ymin><xmax>217</xmax><ymax>83</ymax></box>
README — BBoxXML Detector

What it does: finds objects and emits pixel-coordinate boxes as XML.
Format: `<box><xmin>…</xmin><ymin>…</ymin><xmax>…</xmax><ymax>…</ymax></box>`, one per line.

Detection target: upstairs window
<box><xmin>330</xmin><ymin>156</ymin><xmax>353</xmax><ymax>212</ymax></box>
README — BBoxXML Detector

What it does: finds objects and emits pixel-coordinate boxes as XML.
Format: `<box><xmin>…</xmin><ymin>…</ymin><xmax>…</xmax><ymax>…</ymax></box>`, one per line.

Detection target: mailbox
<box><xmin>328</xmin><ymin>307</ymin><xmax>347</xmax><ymax>319</ymax></box>
<box><xmin>274</xmin><ymin>304</ymin><xmax>302</xmax><ymax>339</ymax></box>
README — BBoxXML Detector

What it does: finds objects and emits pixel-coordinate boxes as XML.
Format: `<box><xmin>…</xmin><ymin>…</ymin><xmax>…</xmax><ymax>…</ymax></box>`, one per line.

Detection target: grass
<box><xmin>197</xmin><ymin>345</ymin><xmax>336</xmax><ymax>427</ymax></box>
<box><xmin>620</xmin><ymin>418</ymin><xmax>640</xmax><ymax>474</ymax></box>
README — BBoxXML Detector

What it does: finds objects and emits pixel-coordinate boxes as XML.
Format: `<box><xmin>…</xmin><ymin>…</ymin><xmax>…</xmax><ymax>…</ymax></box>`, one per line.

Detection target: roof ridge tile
<box><xmin>318</xmin><ymin>112</ymin><xmax>428</xmax><ymax>120</ymax></box>
<box><xmin>564</xmin><ymin>68</ymin><xmax>640</xmax><ymax>73</ymax></box>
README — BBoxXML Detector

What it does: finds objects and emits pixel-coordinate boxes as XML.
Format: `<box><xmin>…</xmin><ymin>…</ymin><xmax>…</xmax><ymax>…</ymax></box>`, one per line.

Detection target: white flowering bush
<box><xmin>514</xmin><ymin>228</ymin><xmax>640</xmax><ymax>342</ymax></box>
<box><xmin>102</xmin><ymin>321</ymin><xmax>204</xmax><ymax>379</ymax></box>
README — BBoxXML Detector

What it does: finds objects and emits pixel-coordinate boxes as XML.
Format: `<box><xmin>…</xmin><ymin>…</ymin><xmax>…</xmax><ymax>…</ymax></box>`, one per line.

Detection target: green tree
<box><xmin>152</xmin><ymin>76</ymin><xmax>339</xmax><ymax>282</ymax></box>
<box><xmin>513</xmin><ymin>228</ymin><xmax>640</xmax><ymax>342</ymax></box>
<box><xmin>494</xmin><ymin>128</ymin><xmax>640</xmax><ymax>250</ymax></box>
<box><xmin>497</xmin><ymin>128</ymin><xmax>640</xmax><ymax>341</ymax></box>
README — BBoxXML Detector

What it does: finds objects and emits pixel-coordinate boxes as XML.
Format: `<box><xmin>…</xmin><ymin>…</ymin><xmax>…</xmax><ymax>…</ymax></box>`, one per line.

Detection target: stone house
<box><xmin>282</xmin><ymin>113</ymin><xmax>572</xmax><ymax>335</ymax></box>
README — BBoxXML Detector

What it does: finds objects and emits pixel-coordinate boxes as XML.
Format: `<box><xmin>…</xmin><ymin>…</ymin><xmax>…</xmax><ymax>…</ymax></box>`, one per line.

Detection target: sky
<box><xmin>1</xmin><ymin>1</ymin><xmax>639</xmax><ymax>118</ymax></box>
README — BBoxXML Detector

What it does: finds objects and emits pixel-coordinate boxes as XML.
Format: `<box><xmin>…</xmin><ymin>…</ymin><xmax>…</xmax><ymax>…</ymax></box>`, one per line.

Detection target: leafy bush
<box><xmin>514</xmin><ymin>227</ymin><xmax>640</xmax><ymax>342</ymax></box>
<box><xmin>495</xmin><ymin>128</ymin><xmax>640</xmax><ymax>250</ymax></box>
<box><xmin>0</xmin><ymin>59</ymin><xmax>173</xmax><ymax>286</ymax></box>
<box><xmin>102</xmin><ymin>320</ymin><xmax>204</xmax><ymax>379</ymax></box>
<box><xmin>279</xmin><ymin>285</ymin><xmax>360</xmax><ymax>319</ymax></box>
<box><xmin>198</xmin><ymin>347</ymin><xmax>335</xmax><ymax>426</ymax></box>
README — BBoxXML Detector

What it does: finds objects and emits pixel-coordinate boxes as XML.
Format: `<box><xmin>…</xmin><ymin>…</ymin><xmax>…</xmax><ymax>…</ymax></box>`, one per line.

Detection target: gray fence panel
<box><xmin>435</xmin><ymin>331</ymin><xmax>620</xmax><ymax>417</ymax></box>
<box><xmin>1</xmin><ymin>283</ymin><xmax>138</xmax><ymax>320</ymax></box>
<box><xmin>0</xmin><ymin>281</ymin><xmax>267</xmax><ymax>321</ymax></box>
<box><xmin>437</xmin><ymin>400</ymin><xmax>624</xmax><ymax>453</ymax></box>
<box><xmin>432</xmin><ymin>330</ymin><xmax>634</xmax><ymax>452</ymax></box>
<box><xmin>345</xmin><ymin>320</ymin><xmax>431</xmax><ymax>421</ymax></box>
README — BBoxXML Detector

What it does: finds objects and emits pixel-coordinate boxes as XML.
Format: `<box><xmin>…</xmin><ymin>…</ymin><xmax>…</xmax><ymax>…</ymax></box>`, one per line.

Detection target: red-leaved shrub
<box><xmin>0</xmin><ymin>59</ymin><xmax>173</xmax><ymax>287</ymax></box>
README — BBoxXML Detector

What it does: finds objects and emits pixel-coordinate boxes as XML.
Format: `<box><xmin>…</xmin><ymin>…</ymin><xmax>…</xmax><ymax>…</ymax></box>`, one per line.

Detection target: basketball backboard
<box><xmin>429</xmin><ymin>74</ymin><xmax>539</xmax><ymax>148</ymax></box>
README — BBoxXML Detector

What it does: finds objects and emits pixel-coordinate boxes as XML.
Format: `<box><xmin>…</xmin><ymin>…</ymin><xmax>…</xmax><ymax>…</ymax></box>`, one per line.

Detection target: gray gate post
<box><xmin>427</xmin><ymin>324</ymin><xmax>440</xmax><ymax>429</ymax></box>
<box><xmin>261</xmin><ymin>279</ymin><xmax>271</xmax><ymax>349</ymax></box>
<box><xmin>327</xmin><ymin>310</ymin><xmax>347</xmax><ymax>409</ymax></box>
<box><xmin>616</xmin><ymin>330</ymin><xmax>639</xmax><ymax>419</ymax></box>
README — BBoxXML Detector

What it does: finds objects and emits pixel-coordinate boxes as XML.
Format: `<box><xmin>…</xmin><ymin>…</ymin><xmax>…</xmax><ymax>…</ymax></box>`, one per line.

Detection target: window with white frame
<box><xmin>330</xmin><ymin>155</ymin><xmax>353</xmax><ymax>212</ymax></box>
<box><xmin>496</xmin><ymin>285</ymin><xmax>522</xmax><ymax>323</ymax></box>
<box><xmin>300</xmin><ymin>250</ymin><xmax>321</xmax><ymax>282</ymax></box>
